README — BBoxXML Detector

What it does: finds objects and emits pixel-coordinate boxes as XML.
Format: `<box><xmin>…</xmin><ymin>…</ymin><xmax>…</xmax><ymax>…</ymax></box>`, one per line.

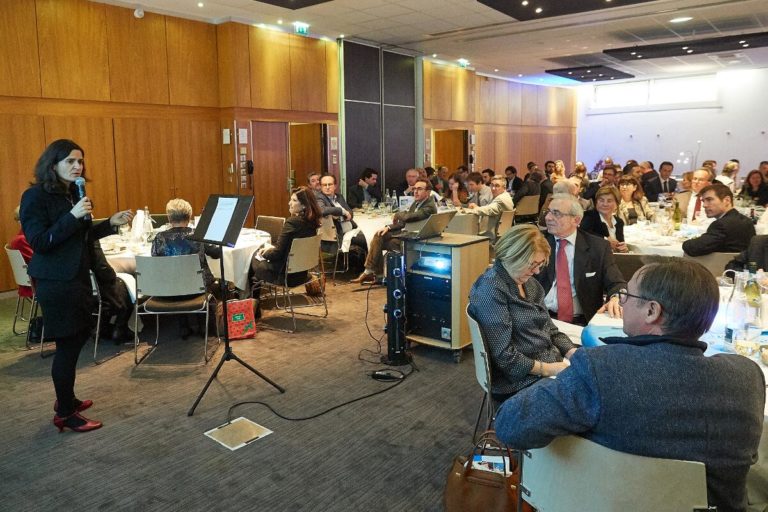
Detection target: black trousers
<box><xmin>52</xmin><ymin>329</ymin><xmax>90</xmax><ymax>417</ymax></box>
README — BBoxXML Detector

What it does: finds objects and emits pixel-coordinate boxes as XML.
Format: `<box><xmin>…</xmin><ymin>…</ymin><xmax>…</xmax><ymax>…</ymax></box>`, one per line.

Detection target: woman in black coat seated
<box><xmin>250</xmin><ymin>186</ymin><xmax>322</xmax><ymax>315</ymax></box>
<box><xmin>579</xmin><ymin>186</ymin><xmax>628</xmax><ymax>253</ymax></box>
<box><xmin>738</xmin><ymin>169</ymin><xmax>768</xmax><ymax>206</ymax></box>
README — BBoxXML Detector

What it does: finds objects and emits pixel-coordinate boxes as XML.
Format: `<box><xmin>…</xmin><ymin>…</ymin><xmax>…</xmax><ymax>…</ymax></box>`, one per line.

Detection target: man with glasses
<box><xmin>676</xmin><ymin>168</ymin><xmax>713</xmax><ymax>223</ymax></box>
<box><xmin>351</xmin><ymin>179</ymin><xmax>437</xmax><ymax>285</ymax></box>
<box><xmin>496</xmin><ymin>259</ymin><xmax>765</xmax><ymax>512</ymax></box>
<box><xmin>535</xmin><ymin>195</ymin><xmax>626</xmax><ymax>325</ymax></box>
<box><xmin>317</xmin><ymin>174</ymin><xmax>368</xmax><ymax>261</ymax></box>
<box><xmin>465</xmin><ymin>176</ymin><xmax>514</xmax><ymax>242</ymax></box>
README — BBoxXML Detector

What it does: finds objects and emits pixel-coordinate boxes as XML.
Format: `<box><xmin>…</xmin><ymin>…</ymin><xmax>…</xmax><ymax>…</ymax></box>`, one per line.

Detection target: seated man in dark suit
<box><xmin>535</xmin><ymin>194</ymin><xmax>626</xmax><ymax>325</ymax></box>
<box><xmin>495</xmin><ymin>259</ymin><xmax>765</xmax><ymax>512</ymax></box>
<box><xmin>640</xmin><ymin>161</ymin><xmax>662</xmax><ymax>202</ymax></box>
<box><xmin>658</xmin><ymin>161</ymin><xmax>677</xmax><ymax>195</ymax></box>
<box><xmin>351</xmin><ymin>178</ymin><xmax>437</xmax><ymax>284</ymax></box>
<box><xmin>682</xmin><ymin>183</ymin><xmax>755</xmax><ymax>257</ymax></box>
<box><xmin>317</xmin><ymin>174</ymin><xmax>368</xmax><ymax>263</ymax></box>
<box><xmin>347</xmin><ymin>168</ymin><xmax>381</xmax><ymax>209</ymax></box>
<box><xmin>582</xmin><ymin>165</ymin><xmax>618</xmax><ymax>201</ymax></box>
<box><xmin>727</xmin><ymin>234</ymin><xmax>768</xmax><ymax>271</ymax></box>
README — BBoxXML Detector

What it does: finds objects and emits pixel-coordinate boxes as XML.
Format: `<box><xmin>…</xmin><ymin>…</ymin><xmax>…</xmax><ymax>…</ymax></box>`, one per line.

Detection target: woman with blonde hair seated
<box><xmin>617</xmin><ymin>175</ymin><xmax>655</xmax><ymax>225</ymax></box>
<box><xmin>468</xmin><ymin>224</ymin><xmax>577</xmax><ymax>403</ymax></box>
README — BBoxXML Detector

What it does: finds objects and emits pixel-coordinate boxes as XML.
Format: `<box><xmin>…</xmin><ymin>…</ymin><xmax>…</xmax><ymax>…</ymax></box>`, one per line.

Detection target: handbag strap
<box><xmin>462</xmin><ymin>431</ymin><xmax>514</xmax><ymax>478</ymax></box>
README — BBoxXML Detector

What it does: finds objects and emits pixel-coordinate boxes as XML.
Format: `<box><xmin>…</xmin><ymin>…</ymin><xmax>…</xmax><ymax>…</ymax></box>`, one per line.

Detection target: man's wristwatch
<box><xmin>610</xmin><ymin>289</ymin><xmax>627</xmax><ymax>301</ymax></box>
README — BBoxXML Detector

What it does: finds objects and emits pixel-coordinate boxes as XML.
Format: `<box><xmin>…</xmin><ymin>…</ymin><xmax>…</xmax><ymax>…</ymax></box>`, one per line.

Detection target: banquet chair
<box><xmin>150</xmin><ymin>213</ymin><xmax>169</xmax><ymax>227</ymax></box>
<box><xmin>257</xmin><ymin>235</ymin><xmax>327</xmax><ymax>333</ymax></box>
<box><xmin>4</xmin><ymin>244</ymin><xmax>35</xmax><ymax>338</ymax></box>
<box><xmin>513</xmin><ymin>195</ymin><xmax>539</xmax><ymax>223</ymax></box>
<box><xmin>466</xmin><ymin>306</ymin><xmax>495</xmax><ymax>443</ymax></box>
<box><xmin>318</xmin><ymin>216</ymin><xmax>348</xmax><ymax>284</ymax></box>
<box><xmin>90</xmin><ymin>272</ymin><xmax>136</xmax><ymax>362</ymax></box>
<box><xmin>518</xmin><ymin>435</ymin><xmax>708</xmax><ymax>512</ymax></box>
<box><xmin>684</xmin><ymin>252</ymin><xmax>739</xmax><ymax>277</ymax></box>
<box><xmin>444</xmin><ymin>214</ymin><xmax>479</xmax><ymax>235</ymax></box>
<box><xmin>495</xmin><ymin>210</ymin><xmax>516</xmax><ymax>239</ymax></box>
<box><xmin>255</xmin><ymin>215</ymin><xmax>286</xmax><ymax>243</ymax></box>
<box><xmin>613</xmin><ymin>253</ymin><xmax>651</xmax><ymax>281</ymax></box>
<box><xmin>133</xmin><ymin>255</ymin><xmax>220</xmax><ymax>365</ymax></box>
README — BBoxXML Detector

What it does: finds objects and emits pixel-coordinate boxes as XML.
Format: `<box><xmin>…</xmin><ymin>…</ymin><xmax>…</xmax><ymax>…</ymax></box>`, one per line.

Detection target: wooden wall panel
<box><xmin>520</xmin><ymin>84</ymin><xmax>539</xmax><ymax>126</ymax></box>
<box><xmin>217</xmin><ymin>23</ymin><xmax>251</xmax><ymax>108</ymax></box>
<box><xmin>43</xmin><ymin>116</ymin><xmax>118</xmax><ymax>218</ymax></box>
<box><xmin>289</xmin><ymin>123</ymin><xmax>323</xmax><ymax>186</ymax></box>
<box><xmin>507</xmin><ymin>82</ymin><xmax>523</xmax><ymax>126</ymax></box>
<box><xmin>166</xmin><ymin>17</ymin><xmax>218</xmax><ymax>107</ymax></box>
<box><xmin>113</xmin><ymin>118</ymin><xmax>175</xmax><ymax>213</ymax></box>
<box><xmin>493</xmin><ymin>79</ymin><xmax>510</xmax><ymax>125</ymax></box>
<box><xmin>290</xmin><ymin>36</ymin><xmax>327</xmax><ymax>112</ymax></box>
<box><xmin>422</xmin><ymin>60</ymin><xmax>433</xmax><ymax>120</ymax></box>
<box><xmin>451</xmin><ymin>68</ymin><xmax>475</xmax><ymax>122</ymax></box>
<box><xmin>433</xmin><ymin>129</ymin><xmax>466</xmax><ymax>172</ymax></box>
<box><xmin>325</xmin><ymin>42</ymin><xmax>340</xmax><ymax>114</ymax></box>
<box><xmin>0</xmin><ymin>0</ymin><xmax>41</xmax><ymax>98</ymax></box>
<box><xmin>106</xmin><ymin>5</ymin><xmax>169</xmax><ymax>105</ymax></box>
<box><xmin>537</xmin><ymin>86</ymin><xmax>576</xmax><ymax>127</ymax></box>
<box><xmin>250</xmin><ymin>28</ymin><xmax>291</xmax><ymax>110</ymax></box>
<box><xmin>473</xmin><ymin>126</ymin><xmax>495</xmax><ymax>170</ymax></box>
<box><xmin>170</xmin><ymin>119</ymin><xmax>222</xmax><ymax>214</ymax></box>
<box><xmin>474</xmin><ymin>75</ymin><xmax>495</xmax><ymax>124</ymax></box>
<box><xmin>0</xmin><ymin>114</ymin><xmax>45</xmax><ymax>291</ymax></box>
<box><xmin>496</xmin><ymin>129</ymin><xmax>522</xmax><ymax>173</ymax></box>
<box><xmin>428</xmin><ymin>63</ymin><xmax>453</xmax><ymax>121</ymax></box>
<box><xmin>520</xmin><ymin>131</ymin><xmax>542</xmax><ymax>168</ymax></box>
<box><xmin>251</xmin><ymin>121</ymin><xmax>290</xmax><ymax>218</ymax></box>
<box><xmin>37</xmin><ymin>0</ymin><xmax>110</xmax><ymax>101</ymax></box>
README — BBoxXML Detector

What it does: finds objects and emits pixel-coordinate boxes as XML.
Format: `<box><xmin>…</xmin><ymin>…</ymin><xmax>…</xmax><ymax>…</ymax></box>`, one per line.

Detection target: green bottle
<box><xmin>672</xmin><ymin>200</ymin><xmax>682</xmax><ymax>230</ymax></box>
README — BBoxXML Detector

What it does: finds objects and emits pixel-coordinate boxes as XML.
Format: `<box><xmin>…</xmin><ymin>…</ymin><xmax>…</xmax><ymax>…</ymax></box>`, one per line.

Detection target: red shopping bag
<box><xmin>223</xmin><ymin>298</ymin><xmax>257</xmax><ymax>340</ymax></box>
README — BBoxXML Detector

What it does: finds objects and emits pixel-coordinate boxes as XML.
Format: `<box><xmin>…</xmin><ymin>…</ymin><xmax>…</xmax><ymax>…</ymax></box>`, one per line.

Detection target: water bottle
<box><xmin>142</xmin><ymin>206</ymin><xmax>152</xmax><ymax>242</ymax></box>
<box><xmin>724</xmin><ymin>271</ymin><xmax>746</xmax><ymax>345</ymax></box>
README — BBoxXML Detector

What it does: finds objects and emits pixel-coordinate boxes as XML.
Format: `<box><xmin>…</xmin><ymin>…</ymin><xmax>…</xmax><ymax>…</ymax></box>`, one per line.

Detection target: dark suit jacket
<box><xmin>507</xmin><ymin>176</ymin><xmax>523</xmax><ymax>193</ymax></box>
<box><xmin>579</xmin><ymin>209</ymin><xmax>625</xmax><ymax>243</ymax></box>
<box><xmin>389</xmin><ymin>196</ymin><xmax>437</xmax><ymax>232</ymax></box>
<box><xmin>682</xmin><ymin>209</ymin><xmax>755</xmax><ymax>257</ymax></box>
<box><xmin>20</xmin><ymin>184</ymin><xmax>114</xmax><ymax>281</ymax></box>
<box><xmin>539</xmin><ymin>179</ymin><xmax>553</xmax><ymax>210</ymax></box>
<box><xmin>262</xmin><ymin>216</ymin><xmax>319</xmax><ymax>271</ymax></box>
<box><xmin>641</xmin><ymin>170</ymin><xmax>662</xmax><ymax>202</ymax></box>
<box><xmin>659</xmin><ymin>177</ymin><xmax>677</xmax><ymax>194</ymax></box>
<box><xmin>347</xmin><ymin>184</ymin><xmax>382</xmax><ymax>209</ymax></box>
<box><xmin>317</xmin><ymin>192</ymin><xmax>357</xmax><ymax>241</ymax></box>
<box><xmin>513</xmin><ymin>180</ymin><xmax>540</xmax><ymax>205</ymax></box>
<box><xmin>726</xmin><ymin>235</ymin><xmax>768</xmax><ymax>271</ymax></box>
<box><xmin>535</xmin><ymin>230</ymin><xmax>627</xmax><ymax>322</ymax></box>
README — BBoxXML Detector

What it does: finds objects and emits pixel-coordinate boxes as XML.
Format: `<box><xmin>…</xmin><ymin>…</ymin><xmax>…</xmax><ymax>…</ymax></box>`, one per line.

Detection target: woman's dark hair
<box><xmin>34</xmin><ymin>139</ymin><xmax>85</xmax><ymax>194</ymax></box>
<box><xmin>292</xmin><ymin>186</ymin><xmax>322</xmax><ymax>227</ymax></box>
<box><xmin>743</xmin><ymin>170</ymin><xmax>764</xmax><ymax>192</ymax></box>
<box><xmin>618</xmin><ymin>175</ymin><xmax>645</xmax><ymax>202</ymax></box>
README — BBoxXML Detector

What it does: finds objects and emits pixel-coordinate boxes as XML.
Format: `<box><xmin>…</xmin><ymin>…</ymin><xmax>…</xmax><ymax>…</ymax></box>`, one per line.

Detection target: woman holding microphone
<box><xmin>20</xmin><ymin>139</ymin><xmax>134</xmax><ymax>433</ymax></box>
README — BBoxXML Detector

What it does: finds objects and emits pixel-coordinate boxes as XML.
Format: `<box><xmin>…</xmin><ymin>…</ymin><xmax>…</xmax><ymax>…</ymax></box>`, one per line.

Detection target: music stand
<box><xmin>187</xmin><ymin>195</ymin><xmax>285</xmax><ymax>416</ymax></box>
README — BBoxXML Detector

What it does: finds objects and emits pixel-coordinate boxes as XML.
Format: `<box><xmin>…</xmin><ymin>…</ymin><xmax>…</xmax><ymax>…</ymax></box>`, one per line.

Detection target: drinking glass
<box><xmin>119</xmin><ymin>223</ymin><xmax>130</xmax><ymax>241</ymax></box>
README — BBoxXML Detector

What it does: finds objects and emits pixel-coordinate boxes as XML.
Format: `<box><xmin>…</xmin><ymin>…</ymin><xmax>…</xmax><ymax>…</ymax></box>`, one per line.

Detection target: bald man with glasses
<box><xmin>535</xmin><ymin>194</ymin><xmax>626</xmax><ymax>325</ymax></box>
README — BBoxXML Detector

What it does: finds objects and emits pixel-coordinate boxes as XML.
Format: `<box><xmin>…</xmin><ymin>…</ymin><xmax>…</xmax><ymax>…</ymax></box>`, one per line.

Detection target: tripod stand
<box><xmin>187</xmin><ymin>194</ymin><xmax>285</xmax><ymax>416</ymax></box>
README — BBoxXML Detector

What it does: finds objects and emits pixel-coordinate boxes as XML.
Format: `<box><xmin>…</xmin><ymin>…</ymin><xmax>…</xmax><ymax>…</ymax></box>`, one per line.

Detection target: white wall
<box><xmin>575</xmin><ymin>69</ymin><xmax>768</xmax><ymax>174</ymax></box>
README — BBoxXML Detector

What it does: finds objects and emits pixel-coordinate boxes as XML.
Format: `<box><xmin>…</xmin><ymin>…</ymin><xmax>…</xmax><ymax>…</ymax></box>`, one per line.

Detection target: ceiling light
<box><xmin>637</xmin><ymin>55</ymin><xmax>643</xmax><ymax>58</ymax></box>
<box><xmin>277</xmin><ymin>19</ymin><xmax>283</xmax><ymax>24</ymax></box>
<box><xmin>586</xmin><ymin>69</ymin><xmax>591</xmax><ymax>73</ymax></box>
<box><xmin>494</xmin><ymin>68</ymin><xmax>499</xmax><ymax>72</ymax></box>
<box><xmin>521</xmin><ymin>0</ymin><xmax>528</xmax><ymax>5</ymax></box>
<box><xmin>743</xmin><ymin>43</ymin><xmax>750</xmax><ymax>47</ymax></box>
<box><xmin>339</xmin><ymin>34</ymin><xmax>345</xmax><ymax>38</ymax></box>
<box><xmin>518</xmin><ymin>74</ymin><xmax>523</xmax><ymax>77</ymax></box>
<box><xmin>432</xmin><ymin>53</ymin><xmax>437</xmax><ymax>58</ymax></box>
<box><xmin>682</xmin><ymin>46</ymin><xmax>688</xmax><ymax>50</ymax></box>
<box><xmin>686</xmin><ymin>49</ymin><xmax>693</xmax><ymax>53</ymax></box>
<box><xmin>610</xmin><ymin>77</ymin><xmax>615</xmax><ymax>80</ymax></box>
<box><xmin>630</xmin><ymin>51</ymin><xmax>636</xmax><ymax>55</ymax></box>
<box><xmin>197</xmin><ymin>2</ymin><xmax>204</xmax><ymax>7</ymax></box>
<box><xmin>567</xmin><ymin>71</ymin><xmax>572</xmax><ymax>75</ymax></box>
<box><xmin>535</xmin><ymin>7</ymin><xmax>542</xmax><ymax>14</ymax></box>
<box><xmin>670</xmin><ymin>16</ymin><xmax>693</xmax><ymax>23</ymax></box>
<box><xmin>739</xmin><ymin>40</ymin><xmax>746</xmax><ymax>44</ymax></box>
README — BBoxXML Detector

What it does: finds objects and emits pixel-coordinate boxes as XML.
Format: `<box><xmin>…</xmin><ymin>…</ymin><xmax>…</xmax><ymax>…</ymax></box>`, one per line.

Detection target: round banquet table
<box><xmin>623</xmin><ymin>223</ymin><xmax>705</xmax><ymax>257</ymax></box>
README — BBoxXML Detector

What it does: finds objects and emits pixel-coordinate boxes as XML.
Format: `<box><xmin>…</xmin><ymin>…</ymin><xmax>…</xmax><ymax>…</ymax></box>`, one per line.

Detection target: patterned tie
<box><xmin>693</xmin><ymin>195</ymin><xmax>702</xmax><ymax>219</ymax></box>
<box><xmin>556</xmin><ymin>239</ymin><xmax>574</xmax><ymax>323</ymax></box>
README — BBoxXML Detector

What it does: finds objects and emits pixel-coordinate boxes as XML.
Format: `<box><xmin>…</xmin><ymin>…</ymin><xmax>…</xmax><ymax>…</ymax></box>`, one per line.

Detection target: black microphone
<box><xmin>74</xmin><ymin>177</ymin><xmax>91</xmax><ymax>221</ymax></box>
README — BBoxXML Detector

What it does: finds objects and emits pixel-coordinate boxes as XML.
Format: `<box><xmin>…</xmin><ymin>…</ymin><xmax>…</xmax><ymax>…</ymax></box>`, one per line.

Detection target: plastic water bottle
<box><xmin>142</xmin><ymin>206</ymin><xmax>152</xmax><ymax>242</ymax></box>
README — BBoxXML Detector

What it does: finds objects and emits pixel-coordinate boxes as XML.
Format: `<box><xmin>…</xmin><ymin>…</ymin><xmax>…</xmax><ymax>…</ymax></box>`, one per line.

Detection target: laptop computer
<box><xmin>392</xmin><ymin>211</ymin><xmax>457</xmax><ymax>241</ymax></box>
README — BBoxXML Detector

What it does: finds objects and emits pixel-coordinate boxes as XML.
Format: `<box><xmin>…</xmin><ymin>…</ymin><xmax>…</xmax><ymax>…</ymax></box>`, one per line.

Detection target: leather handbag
<box><xmin>304</xmin><ymin>272</ymin><xmax>325</xmax><ymax>297</ymax></box>
<box><xmin>444</xmin><ymin>431</ymin><xmax>532</xmax><ymax>512</ymax></box>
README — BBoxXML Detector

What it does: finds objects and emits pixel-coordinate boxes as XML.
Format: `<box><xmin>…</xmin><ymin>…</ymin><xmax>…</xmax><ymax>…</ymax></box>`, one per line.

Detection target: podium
<box><xmin>403</xmin><ymin>233</ymin><xmax>489</xmax><ymax>363</ymax></box>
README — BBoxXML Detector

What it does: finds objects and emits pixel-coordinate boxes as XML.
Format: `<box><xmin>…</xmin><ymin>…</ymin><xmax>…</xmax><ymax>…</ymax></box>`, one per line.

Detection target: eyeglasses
<box><xmin>528</xmin><ymin>259</ymin><xmax>547</xmax><ymax>271</ymax></box>
<box><xmin>618</xmin><ymin>182</ymin><xmax>635</xmax><ymax>188</ymax></box>
<box><xmin>412</xmin><ymin>186</ymin><xmax>427</xmax><ymax>191</ymax></box>
<box><xmin>617</xmin><ymin>290</ymin><xmax>652</xmax><ymax>305</ymax></box>
<box><xmin>543</xmin><ymin>208</ymin><xmax>574</xmax><ymax>219</ymax></box>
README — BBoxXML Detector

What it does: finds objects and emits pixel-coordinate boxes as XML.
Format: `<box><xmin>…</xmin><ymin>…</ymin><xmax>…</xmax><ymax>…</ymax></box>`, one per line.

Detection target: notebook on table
<box><xmin>392</xmin><ymin>211</ymin><xmax>457</xmax><ymax>241</ymax></box>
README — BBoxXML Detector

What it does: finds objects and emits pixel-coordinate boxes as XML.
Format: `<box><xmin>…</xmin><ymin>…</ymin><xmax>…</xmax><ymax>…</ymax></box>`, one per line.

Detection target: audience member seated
<box><xmin>351</xmin><ymin>179</ymin><xmax>437</xmax><ymax>284</ymax></box>
<box><xmin>465</xmin><ymin>176</ymin><xmax>514</xmax><ymax>243</ymax></box>
<box><xmin>481</xmin><ymin>168</ymin><xmax>494</xmax><ymax>186</ymax></box>
<box><xmin>579</xmin><ymin>187</ymin><xmax>628</xmax><ymax>253</ymax></box>
<box><xmin>657</xmin><ymin>161</ymin><xmax>676</xmax><ymax>195</ymax></box>
<box><xmin>568</xmin><ymin>177</ymin><xmax>593</xmax><ymax>211</ymax></box>
<box><xmin>307</xmin><ymin>172</ymin><xmax>322</xmax><ymax>194</ymax></box>
<box><xmin>727</xmin><ymin>234</ymin><xmax>768</xmax><ymax>271</ymax></box>
<box><xmin>347</xmin><ymin>168</ymin><xmax>381</xmax><ymax>209</ymax></box>
<box><xmin>617</xmin><ymin>176</ymin><xmax>655</xmax><ymax>225</ymax></box>
<box><xmin>250</xmin><ymin>187</ymin><xmax>322</xmax><ymax>317</ymax></box>
<box><xmin>539</xmin><ymin>168</ymin><xmax>554</xmax><ymax>210</ymax></box>
<box><xmin>513</xmin><ymin>169</ymin><xmax>542</xmax><ymax>206</ymax></box>
<box><xmin>677</xmin><ymin>168</ymin><xmax>713</xmax><ymax>223</ymax></box>
<box><xmin>447</xmin><ymin>175</ymin><xmax>469</xmax><ymax>206</ymax></box>
<box><xmin>583</xmin><ymin>164</ymin><xmax>618</xmax><ymax>201</ymax></box>
<box><xmin>677</xmin><ymin>171</ymin><xmax>693</xmax><ymax>192</ymax></box>
<box><xmin>317</xmin><ymin>174</ymin><xmax>368</xmax><ymax>263</ymax></box>
<box><xmin>682</xmin><ymin>183</ymin><xmax>755</xmax><ymax>257</ymax></box>
<box><xmin>495</xmin><ymin>259</ymin><xmax>765</xmax><ymax>512</ymax></box>
<box><xmin>715</xmin><ymin>160</ymin><xmax>739</xmax><ymax>193</ymax></box>
<box><xmin>738</xmin><ymin>169</ymin><xmax>768</xmax><ymax>206</ymax></box>
<box><xmin>535</xmin><ymin>194</ymin><xmax>626</xmax><ymax>325</ymax></box>
<box><xmin>9</xmin><ymin>206</ymin><xmax>33</xmax><ymax>299</ymax></box>
<box><xmin>469</xmin><ymin>225</ymin><xmax>577</xmax><ymax>403</ymax></box>
<box><xmin>90</xmin><ymin>241</ymin><xmax>134</xmax><ymax>342</ymax></box>
<box><xmin>466</xmin><ymin>172</ymin><xmax>493</xmax><ymax>207</ymax></box>
<box><xmin>395</xmin><ymin>168</ymin><xmax>420</xmax><ymax>198</ymax></box>
<box><xmin>505</xmin><ymin>165</ymin><xmax>522</xmax><ymax>193</ymax></box>
<box><xmin>639</xmin><ymin>161</ymin><xmax>662</xmax><ymax>202</ymax></box>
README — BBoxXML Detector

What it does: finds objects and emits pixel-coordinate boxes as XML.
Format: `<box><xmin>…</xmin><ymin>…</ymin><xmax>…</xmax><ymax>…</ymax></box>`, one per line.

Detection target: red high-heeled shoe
<box><xmin>53</xmin><ymin>412</ymin><xmax>103</xmax><ymax>433</ymax></box>
<box><xmin>53</xmin><ymin>399</ymin><xmax>93</xmax><ymax>414</ymax></box>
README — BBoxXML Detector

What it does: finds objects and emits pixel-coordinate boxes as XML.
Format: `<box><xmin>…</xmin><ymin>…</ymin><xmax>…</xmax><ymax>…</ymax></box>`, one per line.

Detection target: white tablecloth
<box><xmin>623</xmin><ymin>223</ymin><xmax>704</xmax><ymax>257</ymax></box>
<box><xmin>101</xmin><ymin>228</ymin><xmax>270</xmax><ymax>290</ymax></box>
<box><xmin>353</xmin><ymin>212</ymin><xmax>393</xmax><ymax>249</ymax></box>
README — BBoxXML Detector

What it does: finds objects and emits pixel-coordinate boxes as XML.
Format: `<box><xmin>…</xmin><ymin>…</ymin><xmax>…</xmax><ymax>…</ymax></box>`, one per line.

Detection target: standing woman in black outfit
<box><xmin>20</xmin><ymin>139</ymin><xmax>134</xmax><ymax>433</ymax></box>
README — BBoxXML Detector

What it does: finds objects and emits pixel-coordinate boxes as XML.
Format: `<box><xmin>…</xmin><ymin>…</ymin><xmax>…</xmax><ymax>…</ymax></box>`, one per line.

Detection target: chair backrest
<box><xmin>135</xmin><ymin>255</ymin><xmax>206</xmax><ymax>297</ymax></box>
<box><xmin>683</xmin><ymin>252</ymin><xmax>739</xmax><ymax>277</ymax></box>
<box><xmin>466</xmin><ymin>306</ymin><xmax>491</xmax><ymax>394</ymax></box>
<box><xmin>89</xmin><ymin>271</ymin><xmax>101</xmax><ymax>299</ymax></box>
<box><xmin>285</xmin><ymin>235</ymin><xmax>321</xmax><ymax>274</ymax></box>
<box><xmin>515</xmin><ymin>195</ymin><xmax>539</xmax><ymax>217</ymax></box>
<box><xmin>444</xmin><ymin>214</ymin><xmax>479</xmax><ymax>235</ymax></box>
<box><xmin>318</xmin><ymin>216</ymin><xmax>338</xmax><ymax>242</ymax></box>
<box><xmin>150</xmin><ymin>213</ymin><xmax>169</xmax><ymax>226</ymax></box>
<box><xmin>496</xmin><ymin>210</ymin><xmax>516</xmax><ymax>238</ymax></box>
<box><xmin>4</xmin><ymin>245</ymin><xmax>32</xmax><ymax>288</ymax></box>
<box><xmin>521</xmin><ymin>435</ymin><xmax>708</xmax><ymax>512</ymax></box>
<box><xmin>256</xmin><ymin>215</ymin><xmax>286</xmax><ymax>242</ymax></box>
<box><xmin>613</xmin><ymin>253</ymin><xmax>651</xmax><ymax>281</ymax></box>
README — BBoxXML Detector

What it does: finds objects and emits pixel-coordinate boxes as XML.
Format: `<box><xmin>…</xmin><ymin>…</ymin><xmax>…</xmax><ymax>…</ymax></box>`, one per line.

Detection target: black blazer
<box><xmin>579</xmin><ymin>209</ymin><xmax>625</xmax><ymax>243</ymax></box>
<box><xmin>682</xmin><ymin>209</ymin><xmax>756</xmax><ymax>257</ymax></box>
<box><xmin>317</xmin><ymin>192</ymin><xmax>357</xmax><ymax>241</ymax></box>
<box><xmin>20</xmin><ymin>184</ymin><xmax>114</xmax><ymax>281</ymax></box>
<box><xmin>641</xmin><ymin>171</ymin><xmax>662</xmax><ymax>202</ymax></box>
<box><xmin>534</xmin><ymin>230</ymin><xmax>627</xmax><ymax>322</ymax></box>
<box><xmin>513</xmin><ymin>180</ymin><xmax>540</xmax><ymax>205</ymax></box>
<box><xmin>727</xmin><ymin>235</ymin><xmax>768</xmax><ymax>271</ymax></box>
<box><xmin>347</xmin><ymin>184</ymin><xmax>382</xmax><ymax>209</ymax></box>
<box><xmin>262</xmin><ymin>216</ymin><xmax>319</xmax><ymax>271</ymax></box>
<box><xmin>659</xmin><ymin>177</ymin><xmax>677</xmax><ymax>194</ymax></box>
<box><xmin>539</xmin><ymin>179</ymin><xmax>553</xmax><ymax>210</ymax></box>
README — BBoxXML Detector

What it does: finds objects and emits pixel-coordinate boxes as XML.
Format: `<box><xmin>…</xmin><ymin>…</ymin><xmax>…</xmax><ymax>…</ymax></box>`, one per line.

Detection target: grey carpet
<box><xmin>0</xmin><ymin>282</ymin><xmax>480</xmax><ymax>511</ymax></box>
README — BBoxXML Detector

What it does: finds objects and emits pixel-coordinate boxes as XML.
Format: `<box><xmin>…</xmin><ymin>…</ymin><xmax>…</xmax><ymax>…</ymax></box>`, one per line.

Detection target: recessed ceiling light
<box><xmin>687</xmin><ymin>49</ymin><xmax>693</xmax><ymax>53</ymax></box>
<box><xmin>567</xmin><ymin>71</ymin><xmax>572</xmax><ymax>75</ymax></box>
<box><xmin>682</xmin><ymin>46</ymin><xmax>688</xmax><ymax>50</ymax></box>
<box><xmin>197</xmin><ymin>1</ymin><xmax>204</xmax><ymax>7</ymax></box>
<box><xmin>339</xmin><ymin>34</ymin><xmax>345</xmax><ymax>38</ymax></box>
<box><xmin>637</xmin><ymin>55</ymin><xmax>643</xmax><ymax>58</ymax></box>
<box><xmin>494</xmin><ymin>68</ymin><xmax>499</xmax><ymax>72</ymax></box>
<box><xmin>258</xmin><ymin>23</ymin><xmax>265</xmax><ymax>28</ymax></box>
<box><xmin>670</xmin><ymin>16</ymin><xmax>693</xmax><ymax>23</ymax></box>
<box><xmin>535</xmin><ymin>7</ymin><xmax>543</xmax><ymax>14</ymax></box>
<box><xmin>586</xmin><ymin>69</ymin><xmax>591</xmax><ymax>73</ymax></box>
<box><xmin>432</xmin><ymin>53</ymin><xmax>437</xmax><ymax>58</ymax></box>
<box><xmin>739</xmin><ymin>40</ymin><xmax>746</xmax><ymax>44</ymax></box>
<box><xmin>598</xmin><ymin>73</ymin><xmax>603</xmax><ymax>77</ymax></box>
<box><xmin>743</xmin><ymin>43</ymin><xmax>750</xmax><ymax>47</ymax></box>
<box><xmin>592</xmin><ymin>78</ymin><xmax>597</xmax><ymax>81</ymax></box>
<box><xmin>610</xmin><ymin>77</ymin><xmax>615</xmax><ymax>80</ymax></box>
<box><xmin>521</xmin><ymin>0</ymin><xmax>528</xmax><ymax>5</ymax></box>
<box><xmin>277</xmin><ymin>19</ymin><xmax>283</xmax><ymax>24</ymax></box>
<box><xmin>630</xmin><ymin>51</ymin><xmax>636</xmax><ymax>55</ymax></box>
<box><xmin>518</xmin><ymin>74</ymin><xmax>523</xmax><ymax>77</ymax></box>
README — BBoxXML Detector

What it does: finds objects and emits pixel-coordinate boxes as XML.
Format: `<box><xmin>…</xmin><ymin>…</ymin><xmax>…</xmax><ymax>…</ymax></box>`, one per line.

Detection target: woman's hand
<box><xmin>543</xmin><ymin>360</ymin><xmax>570</xmax><ymax>377</ymax></box>
<box><xmin>70</xmin><ymin>196</ymin><xmax>93</xmax><ymax>219</ymax></box>
<box><xmin>109</xmin><ymin>209</ymin><xmax>134</xmax><ymax>227</ymax></box>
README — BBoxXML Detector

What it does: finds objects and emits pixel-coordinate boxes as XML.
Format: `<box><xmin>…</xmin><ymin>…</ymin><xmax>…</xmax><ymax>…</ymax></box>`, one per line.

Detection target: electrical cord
<box><xmin>226</xmin><ymin>365</ymin><xmax>415</xmax><ymax>423</ymax></box>
<box><xmin>358</xmin><ymin>278</ymin><xmax>385</xmax><ymax>363</ymax></box>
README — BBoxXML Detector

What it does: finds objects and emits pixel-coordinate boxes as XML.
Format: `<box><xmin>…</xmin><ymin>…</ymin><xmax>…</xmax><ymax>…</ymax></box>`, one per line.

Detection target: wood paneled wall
<box><xmin>0</xmin><ymin>0</ymin><xmax>340</xmax><ymax>292</ymax></box>
<box><xmin>424</xmin><ymin>63</ymin><xmax>577</xmax><ymax>175</ymax></box>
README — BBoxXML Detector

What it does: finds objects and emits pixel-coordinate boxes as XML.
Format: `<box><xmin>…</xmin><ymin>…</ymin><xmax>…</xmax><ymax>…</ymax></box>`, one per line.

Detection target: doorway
<box><xmin>432</xmin><ymin>129</ymin><xmax>468</xmax><ymax>175</ymax></box>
